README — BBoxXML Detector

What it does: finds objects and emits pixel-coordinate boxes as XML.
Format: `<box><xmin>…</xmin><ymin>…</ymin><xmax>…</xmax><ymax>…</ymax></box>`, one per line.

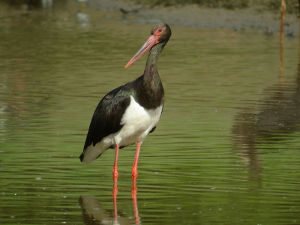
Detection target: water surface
<box><xmin>1</xmin><ymin>2</ymin><xmax>300</xmax><ymax>225</ymax></box>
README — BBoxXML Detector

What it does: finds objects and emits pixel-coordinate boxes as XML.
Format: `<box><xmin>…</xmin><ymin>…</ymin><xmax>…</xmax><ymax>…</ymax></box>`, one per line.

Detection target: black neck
<box><xmin>135</xmin><ymin>43</ymin><xmax>165</xmax><ymax>109</ymax></box>
<box><xmin>144</xmin><ymin>42</ymin><xmax>164</xmax><ymax>76</ymax></box>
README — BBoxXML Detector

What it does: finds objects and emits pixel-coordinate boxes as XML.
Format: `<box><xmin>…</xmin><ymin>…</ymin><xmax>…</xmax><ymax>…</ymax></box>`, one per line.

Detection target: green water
<box><xmin>1</xmin><ymin>2</ymin><xmax>300</xmax><ymax>225</ymax></box>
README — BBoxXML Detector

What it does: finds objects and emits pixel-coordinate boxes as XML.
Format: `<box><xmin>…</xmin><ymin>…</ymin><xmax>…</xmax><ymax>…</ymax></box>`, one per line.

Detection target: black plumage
<box><xmin>79</xmin><ymin>23</ymin><xmax>171</xmax><ymax>167</ymax></box>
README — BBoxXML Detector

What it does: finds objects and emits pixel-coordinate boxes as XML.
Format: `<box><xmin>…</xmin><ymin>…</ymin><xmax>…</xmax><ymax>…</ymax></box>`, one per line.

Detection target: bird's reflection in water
<box><xmin>232</xmin><ymin>110</ymin><xmax>262</xmax><ymax>183</ymax></box>
<box><xmin>79</xmin><ymin>183</ymin><xmax>140</xmax><ymax>225</ymax></box>
<box><xmin>232</xmin><ymin>75</ymin><xmax>300</xmax><ymax>184</ymax></box>
<box><xmin>131</xmin><ymin>183</ymin><xmax>140</xmax><ymax>225</ymax></box>
<box><xmin>232</xmin><ymin>18</ymin><xmax>300</xmax><ymax>183</ymax></box>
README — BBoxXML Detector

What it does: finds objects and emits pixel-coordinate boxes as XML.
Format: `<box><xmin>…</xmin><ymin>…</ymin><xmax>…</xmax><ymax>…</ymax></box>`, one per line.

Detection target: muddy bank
<box><xmin>87</xmin><ymin>0</ymin><xmax>298</xmax><ymax>35</ymax></box>
<box><xmin>1</xmin><ymin>0</ymin><xmax>299</xmax><ymax>35</ymax></box>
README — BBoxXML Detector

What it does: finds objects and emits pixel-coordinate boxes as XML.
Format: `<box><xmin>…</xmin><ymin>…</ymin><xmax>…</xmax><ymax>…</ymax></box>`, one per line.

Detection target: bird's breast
<box><xmin>114</xmin><ymin>95</ymin><xmax>163</xmax><ymax>146</ymax></box>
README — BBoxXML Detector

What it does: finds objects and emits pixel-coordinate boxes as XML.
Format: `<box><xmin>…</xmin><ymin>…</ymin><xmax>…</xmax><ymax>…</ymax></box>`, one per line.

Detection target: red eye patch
<box><xmin>155</xmin><ymin>28</ymin><xmax>164</xmax><ymax>35</ymax></box>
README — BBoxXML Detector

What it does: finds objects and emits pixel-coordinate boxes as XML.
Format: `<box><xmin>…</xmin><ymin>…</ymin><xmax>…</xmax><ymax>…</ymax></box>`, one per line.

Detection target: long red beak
<box><xmin>125</xmin><ymin>35</ymin><xmax>158</xmax><ymax>68</ymax></box>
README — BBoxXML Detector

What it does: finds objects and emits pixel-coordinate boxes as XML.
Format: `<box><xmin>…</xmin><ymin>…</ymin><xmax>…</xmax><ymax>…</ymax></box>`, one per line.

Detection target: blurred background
<box><xmin>1</xmin><ymin>0</ymin><xmax>300</xmax><ymax>225</ymax></box>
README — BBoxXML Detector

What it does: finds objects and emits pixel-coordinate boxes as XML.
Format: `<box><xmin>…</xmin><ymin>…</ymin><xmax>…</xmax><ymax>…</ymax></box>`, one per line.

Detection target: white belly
<box><xmin>82</xmin><ymin>96</ymin><xmax>163</xmax><ymax>163</ymax></box>
<box><xmin>115</xmin><ymin>95</ymin><xmax>163</xmax><ymax>146</ymax></box>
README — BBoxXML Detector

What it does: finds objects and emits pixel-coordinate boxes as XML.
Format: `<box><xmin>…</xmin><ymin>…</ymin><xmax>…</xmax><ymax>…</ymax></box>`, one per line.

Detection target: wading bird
<box><xmin>80</xmin><ymin>23</ymin><xmax>171</xmax><ymax>183</ymax></box>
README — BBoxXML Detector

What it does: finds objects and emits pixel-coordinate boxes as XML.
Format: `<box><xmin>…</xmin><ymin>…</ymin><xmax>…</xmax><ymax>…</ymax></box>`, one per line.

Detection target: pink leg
<box><xmin>113</xmin><ymin>144</ymin><xmax>119</xmax><ymax>183</ymax></box>
<box><xmin>112</xmin><ymin>182</ymin><xmax>118</xmax><ymax>223</ymax></box>
<box><xmin>131</xmin><ymin>183</ymin><xmax>140</xmax><ymax>225</ymax></box>
<box><xmin>132</xmin><ymin>142</ymin><xmax>141</xmax><ymax>183</ymax></box>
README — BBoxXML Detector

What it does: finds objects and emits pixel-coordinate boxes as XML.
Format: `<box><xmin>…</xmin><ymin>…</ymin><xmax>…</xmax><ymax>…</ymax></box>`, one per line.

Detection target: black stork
<box><xmin>79</xmin><ymin>23</ymin><xmax>171</xmax><ymax>183</ymax></box>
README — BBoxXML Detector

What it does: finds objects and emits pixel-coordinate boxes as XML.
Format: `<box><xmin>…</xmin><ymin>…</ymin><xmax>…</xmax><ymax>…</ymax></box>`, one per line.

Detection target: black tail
<box><xmin>79</xmin><ymin>153</ymin><xmax>84</xmax><ymax>162</ymax></box>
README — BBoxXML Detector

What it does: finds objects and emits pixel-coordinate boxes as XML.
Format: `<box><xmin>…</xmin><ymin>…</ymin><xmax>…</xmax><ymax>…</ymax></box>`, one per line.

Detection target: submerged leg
<box><xmin>113</xmin><ymin>182</ymin><xmax>119</xmax><ymax>223</ymax></box>
<box><xmin>132</xmin><ymin>142</ymin><xmax>142</xmax><ymax>183</ymax></box>
<box><xmin>113</xmin><ymin>144</ymin><xmax>119</xmax><ymax>183</ymax></box>
<box><xmin>131</xmin><ymin>183</ymin><xmax>140</xmax><ymax>225</ymax></box>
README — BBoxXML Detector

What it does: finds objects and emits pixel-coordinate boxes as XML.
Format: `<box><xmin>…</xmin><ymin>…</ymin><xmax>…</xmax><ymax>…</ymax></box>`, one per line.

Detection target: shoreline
<box><xmin>0</xmin><ymin>0</ymin><xmax>298</xmax><ymax>36</ymax></box>
<box><xmin>87</xmin><ymin>0</ymin><xmax>299</xmax><ymax>36</ymax></box>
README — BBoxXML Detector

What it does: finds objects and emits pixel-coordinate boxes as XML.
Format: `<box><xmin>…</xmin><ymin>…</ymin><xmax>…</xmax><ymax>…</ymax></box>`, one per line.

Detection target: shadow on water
<box><xmin>79</xmin><ymin>183</ymin><xmax>140</xmax><ymax>225</ymax></box>
<box><xmin>2</xmin><ymin>0</ymin><xmax>65</xmax><ymax>9</ymax></box>
<box><xmin>4</xmin><ymin>0</ymin><xmax>46</xmax><ymax>9</ymax></box>
<box><xmin>231</xmin><ymin>17</ymin><xmax>300</xmax><ymax>183</ymax></box>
